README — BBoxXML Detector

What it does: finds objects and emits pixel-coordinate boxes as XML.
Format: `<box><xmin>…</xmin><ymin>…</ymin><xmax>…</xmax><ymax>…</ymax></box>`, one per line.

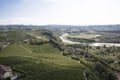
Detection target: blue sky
<box><xmin>0</xmin><ymin>0</ymin><xmax>22</xmax><ymax>18</ymax></box>
<box><xmin>0</xmin><ymin>0</ymin><xmax>120</xmax><ymax>25</ymax></box>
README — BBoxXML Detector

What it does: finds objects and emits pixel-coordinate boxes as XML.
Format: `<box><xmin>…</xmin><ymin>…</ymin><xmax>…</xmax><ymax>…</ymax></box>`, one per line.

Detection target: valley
<box><xmin>60</xmin><ymin>32</ymin><xmax>120</xmax><ymax>47</ymax></box>
<box><xmin>0</xmin><ymin>25</ymin><xmax>120</xmax><ymax>80</ymax></box>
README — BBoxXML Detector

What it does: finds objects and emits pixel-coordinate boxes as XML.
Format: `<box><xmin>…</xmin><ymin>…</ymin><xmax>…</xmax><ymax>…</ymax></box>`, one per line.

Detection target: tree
<box><xmin>0</xmin><ymin>46</ymin><xmax>2</xmax><ymax>50</ymax></box>
<box><xmin>107</xmin><ymin>73</ymin><xmax>118</xmax><ymax>80</ymax></box>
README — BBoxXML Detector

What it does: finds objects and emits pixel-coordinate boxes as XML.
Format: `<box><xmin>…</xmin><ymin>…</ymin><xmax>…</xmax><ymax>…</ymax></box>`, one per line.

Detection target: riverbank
<box><xmin>59</xmin><ymin>33</ymin><xmax>80</xmax><ymax>44</ymax></box>
<box><xmin>60</xmin><ymin>33</ymin><xmax>120</xmax><ymax>47</ymax></box>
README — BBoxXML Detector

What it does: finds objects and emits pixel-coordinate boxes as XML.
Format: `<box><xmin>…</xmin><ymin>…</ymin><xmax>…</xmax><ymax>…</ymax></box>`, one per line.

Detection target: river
<box><xmin>60</xmin><ymin>33</ymin><xmax>120</xmax><ymax>47</ymax></box>
<box><xmin>59</xmin><ymin>33</ymin><xmax>80</xmax><ymax>44</ymax></box>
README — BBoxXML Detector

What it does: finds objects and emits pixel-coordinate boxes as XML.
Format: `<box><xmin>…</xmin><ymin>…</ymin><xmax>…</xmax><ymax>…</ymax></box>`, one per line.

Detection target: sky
<box><xmin>0</xmin><ymin>0</ymin><xmax>120</xmax><ymax>25</ymax></box>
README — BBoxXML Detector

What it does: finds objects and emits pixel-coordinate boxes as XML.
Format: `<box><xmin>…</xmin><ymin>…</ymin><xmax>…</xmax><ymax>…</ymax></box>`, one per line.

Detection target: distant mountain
<box><xmin>0</xmin><ymin>24</ymin><xmax>120</xmax><ymax>31</ymax></box>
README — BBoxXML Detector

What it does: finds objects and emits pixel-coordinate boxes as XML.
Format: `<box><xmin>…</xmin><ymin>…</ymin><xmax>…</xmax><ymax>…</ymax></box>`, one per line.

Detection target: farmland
<box><xmin>68</xmin><ymin>33</ymin><xmax>97</xmax><ymax>39</ymax></box>
<box><xmin>0</xmin><ymin>25</ymin><xmax>120</xmax><ymax>80</ymax></box>
<box><xmin>0</xmin><ymin>43</ymin><xmax>91</xmax><ymax>80</ymax></box>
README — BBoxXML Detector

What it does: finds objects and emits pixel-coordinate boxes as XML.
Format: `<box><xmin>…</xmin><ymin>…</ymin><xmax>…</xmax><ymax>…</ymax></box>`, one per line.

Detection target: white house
<box><xmin>0</xmin><ymin>65</ymin><xmax>13</xmax><ymax>79</ymax></box>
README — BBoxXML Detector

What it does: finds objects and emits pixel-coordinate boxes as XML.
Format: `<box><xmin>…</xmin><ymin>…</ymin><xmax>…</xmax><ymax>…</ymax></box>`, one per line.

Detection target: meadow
<box><xmin>68</xmin><ymin>33</ymin><xmax>97</xmax><ymax>39</ymax></box>
<box><xmin>0</xmin><ymin>43</ymin><xmax>94</xmax><ymax>80</ymax></box>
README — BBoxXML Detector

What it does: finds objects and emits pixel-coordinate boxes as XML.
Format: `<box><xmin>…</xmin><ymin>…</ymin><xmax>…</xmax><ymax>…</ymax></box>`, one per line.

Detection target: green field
<box><xmin>68</xmin><ymin>33</ymin><xmax>97</xmax><ymax>39</ymax></box>
<box><xmin>0</xmin><ymin>43</ymin><xmax>96</xmax><ymax>80</ymax></box>
<box><xmin>0</xmin><ymin>44</ymin><xmax>35</xmax><ymax>57</ymax></box>
<box><xmin>0</xmin><ymin>28</ymin><xmax>118</xmax><ymax>80</ymax></box>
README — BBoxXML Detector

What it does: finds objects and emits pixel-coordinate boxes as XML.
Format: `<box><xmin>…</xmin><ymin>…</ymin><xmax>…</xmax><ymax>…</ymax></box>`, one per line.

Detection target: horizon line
<box><xmin>0</xmin><ymin>23</ymin><xmax>120</xmax><ymax>26</ymax></box>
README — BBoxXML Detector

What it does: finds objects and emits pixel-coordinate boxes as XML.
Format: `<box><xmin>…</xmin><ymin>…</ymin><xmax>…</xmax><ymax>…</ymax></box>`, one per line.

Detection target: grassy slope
<box><xmin>0</xmin><ymin>30</ymin><xmax>33</xmax><ymax>42</ymax></box>
<box><xmin>0</xmin><ymin>44</ymin><xmax>35</xmax><ymax>57</ymax></box>
<box><xmin>23</xmin><ymin>43</ymin><xmax>60</xmax><ymax>54</ymax></box>
<box><xmin>0</xmin><ymin>43</ymin><xmax>99</xmax><ymax>80</ymax></box>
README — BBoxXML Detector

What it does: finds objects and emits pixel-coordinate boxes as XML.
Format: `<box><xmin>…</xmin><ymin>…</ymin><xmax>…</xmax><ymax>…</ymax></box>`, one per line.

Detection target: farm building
<box><xmin>0</xmin><ymin>65</ymin><xmax>18</xmax><ymax>80</ymax></box>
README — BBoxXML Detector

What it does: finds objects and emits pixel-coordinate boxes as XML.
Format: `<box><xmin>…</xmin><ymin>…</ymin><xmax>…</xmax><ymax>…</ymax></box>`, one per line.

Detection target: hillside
<box><xmin>0</xmin><ymin>44</ymin><xmax>35</xmax><ymax>57</ymax></box>
<box><xmin>0</xmin><ymin>43</ymin><xmax>93</xmax><ymax>80</ymax></box>
<box><xmin>0</xmin><ymin>27</ymin><xmax>119</xmax><ymax>80</ymax></box>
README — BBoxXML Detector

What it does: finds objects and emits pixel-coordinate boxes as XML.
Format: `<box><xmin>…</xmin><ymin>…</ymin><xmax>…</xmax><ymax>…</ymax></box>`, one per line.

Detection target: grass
<box><xmin>33</xmin><ymin>68</ymin><xmax>85</xmax><ymax>80</ymax></box>
<box><xmin>0</xmin><ymin>28</ymin><xmax>119</xmax><ymax>80</ymax></box>
<box><xmin>68</xmin><ymin>33</ymin><xmax>97</xmax><ymax>39</ymax></box>
<box><xmin>0</xmin><ymin>43</ymin><xmax>107</xmax><ymax>80</ymax></box>
<box><xmin>0</xmin><ymin>44</ymin><xmax>35</xmax><ymax>57</ymax></box>
<box><xmin>0</xmin><ymin>43</ymin><xmax>97</xmax><ymax>80</ymax></box>
<box><xmin>23</xmin><ymin>43</ymin><xmax>61</xmax><ymax>54</ymax></box>
<box><xmin>0</xmin><ymin>30</ymin><xmax>33</xmax><ymax>42</ymax></box>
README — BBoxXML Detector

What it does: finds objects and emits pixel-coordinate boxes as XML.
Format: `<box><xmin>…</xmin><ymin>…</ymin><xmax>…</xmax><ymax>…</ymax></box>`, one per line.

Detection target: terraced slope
<box><xmin>0</xmin><ymin>43</ymin><xmax>107</xmax><ymax>80</ymax></box>
<box><xmin>0</xmin><ymin>44</ymin><xmax>35</xmax><ymax>57</ymax></box>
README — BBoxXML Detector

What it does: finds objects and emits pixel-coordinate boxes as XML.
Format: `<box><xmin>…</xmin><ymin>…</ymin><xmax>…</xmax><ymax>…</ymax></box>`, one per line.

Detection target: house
<box><xmin>23</xmin><ymin>39</ymin><xmax>31</xmax><ymax>43</ymax></box>
<box><xmin>0</xmin><ymin>65</ymin><xmax>17</xmax><ymax>80</ymax></box>
<box><xmin>0</xmin><ymin>42</ymin><xmax>10</xmax><ymax>49</ymax></box>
